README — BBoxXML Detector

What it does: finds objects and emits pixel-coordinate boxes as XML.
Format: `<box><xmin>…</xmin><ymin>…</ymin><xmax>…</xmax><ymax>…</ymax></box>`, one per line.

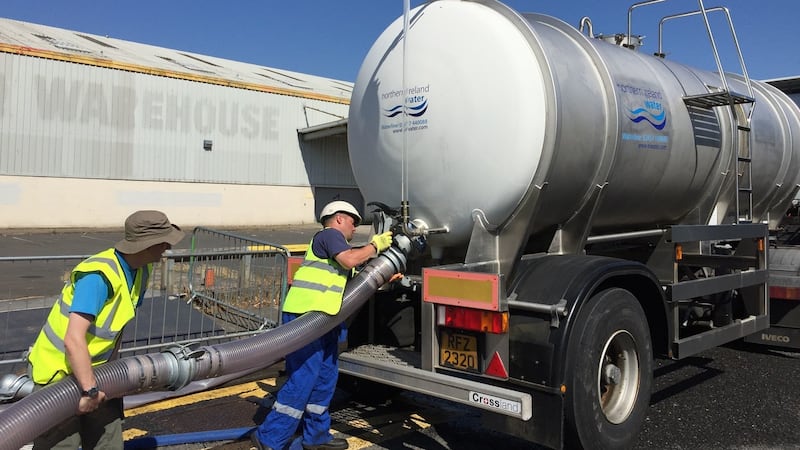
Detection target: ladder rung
<box><xmin>738</xmin><ymin>188</ymin><xmax>753</xmax><ymax>193</ymax></box>
<box><xmin>738</xmin><ymin>157</ymin><xmax>752</xmax><ymax>162</ymax></box>
<box><xmin>737</xmin><ymin>125</ymin><xmax>751</xmax><ymax>131</ymax></box>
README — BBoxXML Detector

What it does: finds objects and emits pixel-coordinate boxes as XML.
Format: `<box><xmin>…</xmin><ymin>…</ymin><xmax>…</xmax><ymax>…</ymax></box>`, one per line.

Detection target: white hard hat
<box><xmin>319</xmin><ymin>201</ymin><xmax>362</xmax><ymax>225</ymax></box>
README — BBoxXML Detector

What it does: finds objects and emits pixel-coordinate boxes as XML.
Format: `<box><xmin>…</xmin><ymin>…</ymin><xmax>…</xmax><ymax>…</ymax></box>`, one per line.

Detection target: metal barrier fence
<box><xmin>0</xmin><ymin>227</ymin><xmax>290</xmax><ymax>376</ymax></box>
<box><xmin>182</xmin><ymin>226</ymin><xmax>289</xmax><ymax>335</ymax></box>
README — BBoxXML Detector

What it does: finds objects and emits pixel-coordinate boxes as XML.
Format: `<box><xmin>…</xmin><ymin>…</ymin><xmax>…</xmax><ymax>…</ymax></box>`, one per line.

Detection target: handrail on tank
<box><xmin>626</xmin><ymin>0</ymin><xmax>667</xmax><ymax>50</ymax></box>
<box><xmin>578</xmin><ymin>17</ymin><xmax>594</xmax><ymax>38</ymax></box>
<box><xmin>656</xmin><ymin>4</ymin><xmax>755</xmax><ymax>119</ymax></box>
<box><xmin>585</xmin><ymin>228</ymin><xmax>667</xmax><ymax>244</ymax></box>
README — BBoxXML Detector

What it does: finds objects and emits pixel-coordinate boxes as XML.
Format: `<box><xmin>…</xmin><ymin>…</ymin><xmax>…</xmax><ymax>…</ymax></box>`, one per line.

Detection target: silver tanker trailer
<box><xmin>339</xmin><ymin>1</ymin><xmax>800</xmax><ymax>449</ymax></box>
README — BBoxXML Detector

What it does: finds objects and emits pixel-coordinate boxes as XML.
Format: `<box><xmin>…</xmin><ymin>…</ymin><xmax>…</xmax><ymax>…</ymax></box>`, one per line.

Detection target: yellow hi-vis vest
<box><xmin>282</xmin><ymin>236</ymin><xmax>350</xmax><ymax>315</ymax></box>
<box><xmin>27</xmin><ymin>248</ymin><xmax>150</xmax><ymax>384</ymax></box>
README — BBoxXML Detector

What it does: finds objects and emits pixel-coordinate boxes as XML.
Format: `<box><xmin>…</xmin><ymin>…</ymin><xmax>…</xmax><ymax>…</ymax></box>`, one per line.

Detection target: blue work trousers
<box><xmin>255</xmin><ymin>312</ymin><xmax>340</xmax><ymax>450</ymax></box>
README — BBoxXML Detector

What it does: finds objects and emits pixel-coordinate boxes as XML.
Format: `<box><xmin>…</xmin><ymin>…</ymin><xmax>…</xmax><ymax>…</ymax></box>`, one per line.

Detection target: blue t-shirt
<box><xmin>310</xmin><ymin>228</ymin><xmax>351</xmax><ymax>261</ymax></box>
<box><xmin>70</xmin><ymin>251</ymin><xmax>143</xmax><ymax>317</ymax></box>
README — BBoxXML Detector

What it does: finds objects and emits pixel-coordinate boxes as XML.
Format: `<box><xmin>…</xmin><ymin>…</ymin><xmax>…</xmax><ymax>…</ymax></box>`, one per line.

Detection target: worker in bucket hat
<box><xmin>251</xmin><ymin>201</ymin><xmax>393</xmax><ymax>450</ymax></box>
<box><xmin>27</xmin><ymin>210</ymin><xmax>184</xmax><ymax>450</ymax></box>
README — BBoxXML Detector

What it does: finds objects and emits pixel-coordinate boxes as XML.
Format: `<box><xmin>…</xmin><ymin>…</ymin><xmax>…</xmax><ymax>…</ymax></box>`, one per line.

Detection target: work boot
<box><xmin>302</xmin><ymin>437</ymin><xmax>349</xmax><ymax>450</ymax></box>
<box><xmin>250</xmin><ymin>430</ymin><xmax>276</xmax><ymax>450</ymax></box>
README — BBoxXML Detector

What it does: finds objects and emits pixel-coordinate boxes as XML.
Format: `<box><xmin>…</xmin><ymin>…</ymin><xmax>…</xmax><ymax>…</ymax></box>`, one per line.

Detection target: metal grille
<box><xmin>184</xmin><ymin>227</ymin><xmax>289</xmax><ymax>334</ymax></box>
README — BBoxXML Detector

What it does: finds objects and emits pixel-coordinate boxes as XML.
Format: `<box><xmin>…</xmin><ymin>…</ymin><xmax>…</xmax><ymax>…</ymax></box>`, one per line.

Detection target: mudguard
<box><xmin>507</xmin><ymin>254</ymin><xmax>668</xmax><ymax>387</ymax></box>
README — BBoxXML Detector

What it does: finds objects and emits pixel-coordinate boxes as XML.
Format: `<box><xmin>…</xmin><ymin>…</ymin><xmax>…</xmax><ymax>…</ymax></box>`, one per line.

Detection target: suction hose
<box><xmin>0</xmin><ymin>244</ymin><xmax>408</xmax><ymax>450</ymax></box>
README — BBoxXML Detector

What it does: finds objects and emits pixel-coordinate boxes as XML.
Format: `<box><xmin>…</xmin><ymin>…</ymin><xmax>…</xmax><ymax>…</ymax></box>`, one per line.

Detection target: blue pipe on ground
<box><xmin>123</xmin><ymin>426</ymin><xmax>255</xmax><ymax>449</ymax></box>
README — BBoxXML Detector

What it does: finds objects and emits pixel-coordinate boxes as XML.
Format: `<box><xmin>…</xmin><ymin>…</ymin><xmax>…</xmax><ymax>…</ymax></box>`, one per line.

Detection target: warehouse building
<box><xmin>0</xmin><ymin>18</ymin><xmax>357</xmax><ymax>229</ymax></box>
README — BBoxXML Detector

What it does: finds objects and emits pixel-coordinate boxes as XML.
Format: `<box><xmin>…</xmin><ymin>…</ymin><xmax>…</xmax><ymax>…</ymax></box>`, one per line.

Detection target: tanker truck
<box><xmin>337</xmin><ymin>0</ymin><xmax>800</xmax><ymax>448</ymax></box>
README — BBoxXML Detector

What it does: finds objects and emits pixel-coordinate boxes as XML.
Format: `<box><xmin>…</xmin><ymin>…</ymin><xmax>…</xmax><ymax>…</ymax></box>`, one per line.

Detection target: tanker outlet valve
<box><xmin>368</xmin><ymin>201</ymin><xmax>448</xmax><ymax>237</ymax></box>
<box><xmin>368</xmin><ymin>201</ymin><xmax>427</xmax><ymax>259</ymax></box>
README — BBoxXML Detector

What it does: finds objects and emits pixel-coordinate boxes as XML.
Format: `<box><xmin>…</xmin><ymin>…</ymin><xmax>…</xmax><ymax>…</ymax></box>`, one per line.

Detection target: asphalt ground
<box><xmin>3</xmin><ymin>227</ymin><xmax>800</xmax><ymax>449</ymax></box>
<box><xmin>120</xmin><ymin>340</ymin><xmax>800</xmax><ymax>450</ymax></box>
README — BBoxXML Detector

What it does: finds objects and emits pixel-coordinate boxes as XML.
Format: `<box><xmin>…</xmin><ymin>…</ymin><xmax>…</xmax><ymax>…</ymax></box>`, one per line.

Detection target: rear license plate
<box><xmin>440</xmin><ymin>329</ymin><xmax>480</xmax><ymax>372</ymax></box>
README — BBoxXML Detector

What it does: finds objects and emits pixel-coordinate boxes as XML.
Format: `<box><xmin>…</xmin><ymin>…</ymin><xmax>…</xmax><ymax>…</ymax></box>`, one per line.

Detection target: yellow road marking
<box><xmin>343</xmin><ymin>436</ymin><xmax>379</xmax><ymax>450</ymax></box>
<box><xmin>409</xmin><ymin>413</ymin><xmax>433</xmax><ymax>429</ymax></box>
<box><xmin>122</xmin><ymin>428</ymin><xmax>148</xmax><ymax>440</ymax></box>
<box><xmin>125</xmin><ymin>377</ymin><xmax>277</xmax><ymax>417</ymax></box>
<box><xmin>246</xmin><ymin>244</ymin><xmax>308</xmax><ymax>254</ymax></box>
<box><xmin>283</xmin><ymin>244</ymin><xmax>309</xmax><ymax>254</ymax></box>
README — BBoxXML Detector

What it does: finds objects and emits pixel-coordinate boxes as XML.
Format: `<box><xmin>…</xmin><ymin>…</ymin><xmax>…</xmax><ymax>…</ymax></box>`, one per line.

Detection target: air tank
<box><xmin>347</xmin><ymin>0</ymin><xmax>800</xmax><ymax>250</ymax></box>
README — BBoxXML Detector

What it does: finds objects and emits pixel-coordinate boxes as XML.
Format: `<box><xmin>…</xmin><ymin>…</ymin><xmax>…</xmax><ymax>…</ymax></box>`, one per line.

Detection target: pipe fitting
<box><xmin>0</xmin><ymin>374</ymin><xmax>34</xmax><ymax>403</ymax></box>
<box><xmin>162</xmin><ymin>346</ymin><xmax>201</xmax><ymax>390</ymax></box>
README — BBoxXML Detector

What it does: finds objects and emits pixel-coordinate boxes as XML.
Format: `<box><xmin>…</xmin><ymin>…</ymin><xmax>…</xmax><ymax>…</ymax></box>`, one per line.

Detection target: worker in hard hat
<box><xmin>27</xmin><ymin>210</ymin><xmax>185</xmax><ymax>450</ymax></box>
<box><xmin>251</xmin><ymin>200</ymin><xmax>393</xmax><ymax>450</ymax></box>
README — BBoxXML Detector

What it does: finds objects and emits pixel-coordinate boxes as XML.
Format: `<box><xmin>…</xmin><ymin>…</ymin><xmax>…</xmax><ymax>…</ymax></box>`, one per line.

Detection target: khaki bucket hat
<box><xmin>115</xmin><ymin>210</ymin><xmax>185</xmax><ymax>254</ymax></box>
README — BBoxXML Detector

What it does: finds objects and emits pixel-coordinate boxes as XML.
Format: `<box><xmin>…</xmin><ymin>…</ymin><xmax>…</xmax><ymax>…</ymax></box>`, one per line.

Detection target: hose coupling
<box><xmin>0</xmin><ymin>373</ymin><xmax>35</xmax><ymax>403</ymax></box>
<box><xmin>162</xmin><ymin>345</ymin><xmax>203</xmax><ymax>390</ymax></box>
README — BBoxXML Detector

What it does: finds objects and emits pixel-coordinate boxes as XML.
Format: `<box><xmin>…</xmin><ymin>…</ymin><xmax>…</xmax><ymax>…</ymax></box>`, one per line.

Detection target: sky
<box><xmin>2</xmin><ymin>1</ymin><xmax>797</xmax><ymax>83</ymax></box>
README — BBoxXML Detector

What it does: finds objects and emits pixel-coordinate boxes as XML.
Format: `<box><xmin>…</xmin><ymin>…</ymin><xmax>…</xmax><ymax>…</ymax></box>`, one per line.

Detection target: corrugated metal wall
<box><xmin>0</xmin><ymin>52</ymin><xmax>353</xmax><ymax>187</ymax></box>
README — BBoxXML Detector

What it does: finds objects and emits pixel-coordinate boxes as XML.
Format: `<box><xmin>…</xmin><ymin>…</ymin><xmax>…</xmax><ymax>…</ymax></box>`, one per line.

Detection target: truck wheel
<box><xmin>564</xmin><ymin>288</ymin><xmax>653</xmax><ymax>449</ymax></box>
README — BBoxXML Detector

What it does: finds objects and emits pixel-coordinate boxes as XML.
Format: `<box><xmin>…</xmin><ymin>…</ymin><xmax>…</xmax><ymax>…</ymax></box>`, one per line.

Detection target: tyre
<box><xmin>564</xmin><ymin>288</ymin><xmax>653</xmax><ymax>449</ymax></box>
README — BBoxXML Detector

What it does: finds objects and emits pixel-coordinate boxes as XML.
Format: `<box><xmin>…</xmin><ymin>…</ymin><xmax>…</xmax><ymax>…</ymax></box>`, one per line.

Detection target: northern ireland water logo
<box><xmin>628</xmin><ymin>101</ymin><xmax>667</xmax><ymax>130</ymax></box>
<box><xmin>381</xmin><ymin>85</ymin><xmax>429</xmax><ymax>118</ymax></box>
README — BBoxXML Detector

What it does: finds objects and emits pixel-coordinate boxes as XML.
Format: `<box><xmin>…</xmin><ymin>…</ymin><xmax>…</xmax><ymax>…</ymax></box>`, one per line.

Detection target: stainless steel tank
<box><xmin>347</xmin><ymin>0</ymin><xmax>800</xmax><ymax>250</ymax></box>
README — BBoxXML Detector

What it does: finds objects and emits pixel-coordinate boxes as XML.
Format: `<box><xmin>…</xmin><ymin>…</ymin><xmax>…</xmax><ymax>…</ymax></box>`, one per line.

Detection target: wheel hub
<box><xmin>603</xmin><ymin>363</ymin><xmax>622</xmax><ymax>385</ymax></box>
<box><xmin>597</xmin><ymin>330</ymin><xmax>640</xmax><ymax>424</ymax></box>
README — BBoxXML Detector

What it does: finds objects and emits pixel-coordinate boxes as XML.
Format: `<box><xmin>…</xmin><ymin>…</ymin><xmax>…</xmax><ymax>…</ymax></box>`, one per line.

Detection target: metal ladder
<box><xmin>650</xmin><ymin>0</ymin><xmax>757</xmax><ymax>223</ymax></box>
<box><xmin>683</xmin><ymin>92</ymin><xmax>754</xmax><ymax>223</ymax></box>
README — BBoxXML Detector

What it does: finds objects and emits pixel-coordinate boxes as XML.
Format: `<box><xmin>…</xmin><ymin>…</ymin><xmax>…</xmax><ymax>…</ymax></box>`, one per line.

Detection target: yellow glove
<box><xmin>370</xmin><ymin>231</ymin><xmax>393</xmax><ymax>253</ymax></box>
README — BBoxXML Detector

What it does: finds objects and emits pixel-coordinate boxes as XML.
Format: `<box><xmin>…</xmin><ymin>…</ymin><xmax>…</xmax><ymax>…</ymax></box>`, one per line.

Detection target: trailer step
<box><xmin>673</xmin><ymin>314</ymin><xmax>769</xmax><ymax>358</ymax></box>
<box><xmin>339</xmin><ymin>345</ymin><xmax>532</xmax><ymax>421</ymax></box>
<box><xmin>342</xmin><ymin>343</ymin><xmax>420</xmax><ymax>367</ymax></box>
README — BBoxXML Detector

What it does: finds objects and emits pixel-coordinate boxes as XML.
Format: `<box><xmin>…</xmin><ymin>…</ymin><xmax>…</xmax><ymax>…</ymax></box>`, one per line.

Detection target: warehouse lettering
<box><xmin>142</xmin><ymin>92</ymin><xmax>278</xmax><ymax>139</ymax></box>
<box><xmin>34</xmin><ymin>76</ymin><xmax>279</xmax><ymax>140</ymax></box>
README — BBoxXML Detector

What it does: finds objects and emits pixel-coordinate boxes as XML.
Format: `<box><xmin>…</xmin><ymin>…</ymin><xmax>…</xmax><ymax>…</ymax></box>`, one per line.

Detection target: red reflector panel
<box><xmin>485</xmin><ymin>351</ymin><xmax>509</xmax><ymax>379</ymax></box>
<box><xmin>770</xmin><ymin>285</ymin><xmax>800</xmax><ymax>300</ymax></box>
<box><xmin>442</xmin><ymin>306</ymin><xmax>508</xmax><ymax>334</ymax></box>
